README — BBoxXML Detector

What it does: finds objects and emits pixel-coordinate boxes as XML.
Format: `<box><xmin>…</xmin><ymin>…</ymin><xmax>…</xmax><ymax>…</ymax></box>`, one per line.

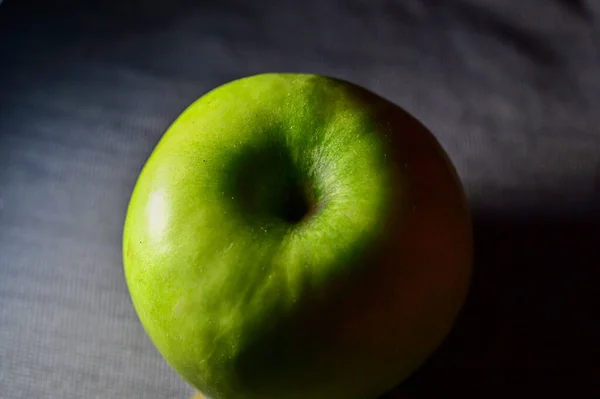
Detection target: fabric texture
<box><xmin>0</xmin><ymin>1</ymin><xmax>598</xmax><ymax>398</ymax></box>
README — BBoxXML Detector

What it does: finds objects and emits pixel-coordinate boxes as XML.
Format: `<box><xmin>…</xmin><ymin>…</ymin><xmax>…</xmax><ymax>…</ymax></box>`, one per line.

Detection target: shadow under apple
<box><xmin>385</xmin><ymin>210</ymin><xmax>599</xmax><ymax>399</ymax></box>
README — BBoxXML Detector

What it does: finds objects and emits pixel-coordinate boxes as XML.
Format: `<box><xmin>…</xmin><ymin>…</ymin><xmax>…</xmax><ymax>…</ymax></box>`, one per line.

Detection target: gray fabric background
<box><xmin>0</xmin><ymin>1</ymin><xmax>598</xmax><ymax>398</ymax></box>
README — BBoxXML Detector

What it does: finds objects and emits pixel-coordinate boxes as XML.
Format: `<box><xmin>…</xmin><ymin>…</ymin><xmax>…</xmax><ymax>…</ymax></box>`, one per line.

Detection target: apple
<box><xmin>123</xmin><ymin>73</ymin><xmax>472</xmax><ymax>399</ymax></box>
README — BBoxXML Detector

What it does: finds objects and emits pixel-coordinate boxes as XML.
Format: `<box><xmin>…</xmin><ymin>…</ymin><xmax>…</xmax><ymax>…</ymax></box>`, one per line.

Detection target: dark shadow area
<box><xmin>0</xmin><ymin>0</ymin><xmax>253</xmax><ymax>46</ymax></box>
<box><xmin>386</xmin><ymin>211</ymin><xmax>599</xmax><ymax>399</ymax></box>
<box><xmin>0</xmin><ymin>0</ymin><xmax>255</xmax><ymax>27</ymax></box>
<box><xmin>556</xmin><ymin>0</ymin><xmax>592</xmax><ymax>20</ymax></box>
<box><xmin>0</xmin><ymin>0</ymin><xmax>201</xmax><ymax>34</ymax></box>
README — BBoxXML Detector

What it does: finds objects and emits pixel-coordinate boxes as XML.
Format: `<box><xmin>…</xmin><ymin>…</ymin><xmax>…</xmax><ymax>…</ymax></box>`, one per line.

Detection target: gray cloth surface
<box><xmin>0</xmin><ymin>1</ymin><xmax>598</xmax><ymax>398</ymax></box>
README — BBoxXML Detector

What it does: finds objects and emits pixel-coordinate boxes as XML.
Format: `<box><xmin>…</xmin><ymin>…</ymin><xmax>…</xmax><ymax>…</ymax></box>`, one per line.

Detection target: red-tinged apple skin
<box><xmin>123</xmin><ymin>74</ymin><xmax>473</xmax><ymax>399</ymax></box>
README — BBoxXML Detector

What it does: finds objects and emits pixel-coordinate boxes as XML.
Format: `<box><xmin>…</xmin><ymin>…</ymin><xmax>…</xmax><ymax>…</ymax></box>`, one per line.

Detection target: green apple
<box><xmin>123</xmin><ymin>73</ymin><xmax>472</xmax><ymax>399</ymax></box>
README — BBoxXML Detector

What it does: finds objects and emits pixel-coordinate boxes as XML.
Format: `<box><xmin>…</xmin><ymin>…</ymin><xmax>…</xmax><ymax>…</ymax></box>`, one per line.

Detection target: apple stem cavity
<box><xmin>224</xmin><ymin>143</ymin><xmax>317</xmax><ymax>227</ymax></box>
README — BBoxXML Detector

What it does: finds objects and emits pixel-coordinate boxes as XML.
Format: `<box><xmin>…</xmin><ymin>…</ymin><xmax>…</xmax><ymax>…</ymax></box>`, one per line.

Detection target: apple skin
<box><xmin>123</xmin><ymin>74</ymin><xmax>472</xmax><ymax>399</ymax></box>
